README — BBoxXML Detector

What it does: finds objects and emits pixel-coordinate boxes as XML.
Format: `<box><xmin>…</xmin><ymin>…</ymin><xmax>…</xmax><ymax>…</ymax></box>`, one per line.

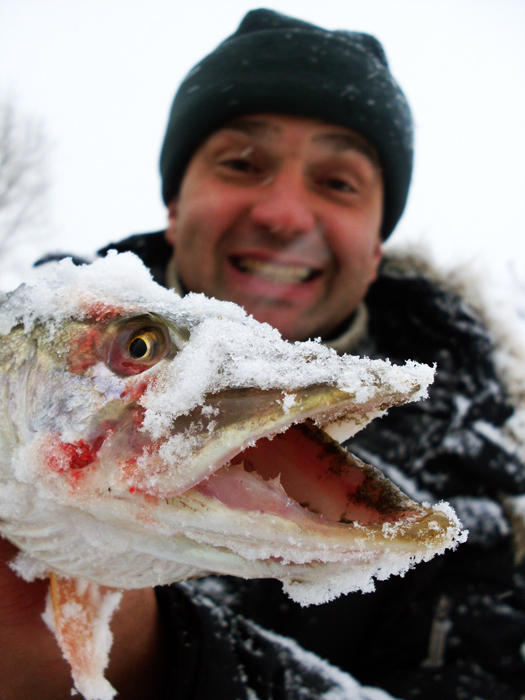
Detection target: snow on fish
<box><xmin>0</xmin><ymin>252</ymin><xmax>466</xmax><ymax>699</ymax></box>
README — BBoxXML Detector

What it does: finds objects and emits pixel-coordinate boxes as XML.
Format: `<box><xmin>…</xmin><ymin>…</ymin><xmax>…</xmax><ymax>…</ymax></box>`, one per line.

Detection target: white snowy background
<box><xmin>0</xmin><ymin>0</ymin><xmax>524</xmax><ymax>313</ymax></box>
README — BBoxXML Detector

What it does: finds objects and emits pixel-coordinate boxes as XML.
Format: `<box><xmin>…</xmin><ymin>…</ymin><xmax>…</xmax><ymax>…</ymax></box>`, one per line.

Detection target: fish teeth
<box><xmin>236</xmin><ymin>258</ymin><xmax>313</xmax><ymax>283</ymax></box>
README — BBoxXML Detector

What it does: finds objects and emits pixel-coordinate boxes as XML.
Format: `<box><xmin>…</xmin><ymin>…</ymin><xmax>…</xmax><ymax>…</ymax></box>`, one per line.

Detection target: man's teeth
<box><xmin>236</xmin><ymin>258</ymin><xmax>314</xmax><ymax>284</ymax></box>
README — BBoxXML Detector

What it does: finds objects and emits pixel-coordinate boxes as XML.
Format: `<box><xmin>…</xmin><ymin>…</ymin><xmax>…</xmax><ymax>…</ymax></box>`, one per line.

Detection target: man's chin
<box><xmin>210</xmin><ymin>272</ymin><xmax>329</xmax><ymax>341</ymax></box>
<box><xmin>238</xmin><ymin>303</ymin><xmax>318</xmax><ymax>342</ymax></box>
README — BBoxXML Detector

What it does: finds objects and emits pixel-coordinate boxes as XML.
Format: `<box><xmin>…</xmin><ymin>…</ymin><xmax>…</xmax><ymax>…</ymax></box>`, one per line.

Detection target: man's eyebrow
<box><xmin>312</xmin><ymin>132</ymin><xmax>380</xmax><ymax>165</ymax></box>
<box><xmin>221</xmin><ymin>118</ymin><xmax>281</xmax><ymax>137</ymax></box>
<box><xmin>217</xmin><ymin>119</ymin><xmax>380</xmax><ymax>165</ymax></box>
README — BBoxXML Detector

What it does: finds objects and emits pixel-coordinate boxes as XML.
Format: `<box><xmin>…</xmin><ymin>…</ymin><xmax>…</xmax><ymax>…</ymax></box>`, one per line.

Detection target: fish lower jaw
<box><xmin>172</xmin><ymin>507</ymin><xmax>457</xmax><ymax>559</ymax></box>
<box><xmin>0</xmin><ymin>483</ymin><xmax>461</xmax><ymax>598</ymax></box>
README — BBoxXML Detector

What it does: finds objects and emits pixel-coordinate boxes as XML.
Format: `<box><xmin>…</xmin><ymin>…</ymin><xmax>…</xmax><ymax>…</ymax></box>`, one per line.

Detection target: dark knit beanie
<box><xmin>160</xmin><ymin>8</ymin><xmax>413</xmax><ymax>239</ymax></box>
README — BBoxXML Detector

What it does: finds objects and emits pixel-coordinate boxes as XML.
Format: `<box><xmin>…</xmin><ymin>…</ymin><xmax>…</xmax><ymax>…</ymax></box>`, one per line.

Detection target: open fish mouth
<box><xmin>91</xmin><ymin>380</ymin><xmax>462</xmax><ymax>600</ymax></box>
<box><xmin>120</xmin><ymin>381</ymin><xmax>414</xmax><ymax>500</ymax></box>
<box><xmin>199</xmin><ymin>420</ymin><xmax>420</xmax><ymax>526</ymax></box>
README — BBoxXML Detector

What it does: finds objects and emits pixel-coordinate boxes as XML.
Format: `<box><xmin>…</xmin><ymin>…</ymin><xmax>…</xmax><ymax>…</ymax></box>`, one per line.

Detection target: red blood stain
<box><xmin>84</xmin><ymin>303</ymin><xmax>125</xmax><ymax>323</ymax></box>
<box><xmin>127</xmin><ymin>487</ymin><xmax>158</xmax><ymax>503</ymax></box>
<box><xmin>113</xmin><ymin>360</ymin><xmax>153</xmax><ymax>376</ymax></box>
<box><xmin>66</xmin><ymin>303</ymin><xmax>125</xmax><ymax>375</ymax></box>
<box><xmin>47</xmin><ymin>435</ymin><xmax>105</xmax><ymax>477</ymax></box>
<box><xmin>121</xmin><ymin>458</ymin><xmax>139</xmax><ymax>480</ymax></box>
<box><xmin>66</xmin><ymin>329</ymin><xmax>100</xmax><ymax>374</ymax></box>
<box><xmin>143</xmin><ymin>493</ymin><xmax>159</xmax><ymax>506</ymax></box>
<box><xmin>133</xmin><ymin>406</ymin><xmax>146</xmax><ymax>427</ymax></box>
<box><xmin>121</xmin><ymin>380</ymin><xmax>150</xmax><ymax>402</ymax></box>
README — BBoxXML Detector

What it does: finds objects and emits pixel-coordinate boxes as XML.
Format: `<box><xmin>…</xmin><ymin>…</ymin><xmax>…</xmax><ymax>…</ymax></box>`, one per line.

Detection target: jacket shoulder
<box><xmin>97</xmin><ymin>230</ymin><xmax>172</xmax><ymax>286</ymax></box>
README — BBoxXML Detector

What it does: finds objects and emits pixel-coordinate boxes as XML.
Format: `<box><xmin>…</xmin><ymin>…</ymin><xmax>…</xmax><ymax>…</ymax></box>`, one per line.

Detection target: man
<box><xmin>11</xmin><ymin>8</ymin><xmax>525</xmax><ymax>699</ymax></box>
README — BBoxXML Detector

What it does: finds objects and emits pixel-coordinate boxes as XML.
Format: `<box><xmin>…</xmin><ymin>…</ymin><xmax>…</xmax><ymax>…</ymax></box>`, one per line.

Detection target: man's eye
<box><xmin>221</xmin><ymin>158</ymin><xmax>258</xmax><ymax>173</ymax></box>
<box><xmin>323</xmin><ymin>178</ymin><xmax>357</xmax><ymax>193</ymax></box>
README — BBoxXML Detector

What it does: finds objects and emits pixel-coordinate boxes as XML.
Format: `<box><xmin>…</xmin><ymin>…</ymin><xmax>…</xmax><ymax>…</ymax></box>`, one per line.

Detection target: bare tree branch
<box><xmin>0</xmin><ymin>97</ymin><xmax>49</xmax><ymax>255</ymax></box>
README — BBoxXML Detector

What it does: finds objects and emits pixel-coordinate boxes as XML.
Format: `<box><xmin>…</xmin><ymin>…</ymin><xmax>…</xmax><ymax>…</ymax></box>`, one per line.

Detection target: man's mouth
<box><xmin>231</xmin><ymin>256</ymin><xmax>320</xmax><ymax>284</ymax></box>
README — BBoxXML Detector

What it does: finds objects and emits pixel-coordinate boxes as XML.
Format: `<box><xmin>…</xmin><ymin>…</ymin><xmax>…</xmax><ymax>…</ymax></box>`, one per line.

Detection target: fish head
<box><xmin>0</xmin><ymin>252</ymin><xmax>465</xmax><ymax>605</ymax></box>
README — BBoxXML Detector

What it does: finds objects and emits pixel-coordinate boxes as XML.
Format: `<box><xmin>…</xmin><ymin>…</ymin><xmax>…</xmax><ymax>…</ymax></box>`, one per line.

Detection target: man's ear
<box><xmin>368</xmin><ymin>239</ymin><xmax>383</xmax><ymax>284</ymax></box>
<box><xmin>374</xmin><ymin>239</ymin><xmax>383</xmax><ymax>264</ymax></box>
<box><xmin>165</xmin><ymin>198</ymin><xmax>179</xmax><ymax>246</ymax></box>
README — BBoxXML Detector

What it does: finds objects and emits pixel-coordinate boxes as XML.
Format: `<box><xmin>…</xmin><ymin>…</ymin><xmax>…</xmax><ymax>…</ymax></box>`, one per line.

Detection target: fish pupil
<box><xmin>129</xmin><ymin>336</ymin><xmax>148</xmax><ymax>359</ymax></box>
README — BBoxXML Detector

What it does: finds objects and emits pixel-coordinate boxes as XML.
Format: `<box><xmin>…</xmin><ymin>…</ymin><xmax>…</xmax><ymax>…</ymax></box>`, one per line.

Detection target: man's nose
<box><xmin>249</xmin><ymin>172</ymin><xmax>317</xmax><ymax>236</ymax></box>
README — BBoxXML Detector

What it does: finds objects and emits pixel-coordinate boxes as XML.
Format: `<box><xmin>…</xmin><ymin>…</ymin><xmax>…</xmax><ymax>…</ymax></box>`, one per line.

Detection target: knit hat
<box><xmin>160</xmin><ymin>9</ymin><xmax>413</xmax><ymax>239</ymax></box>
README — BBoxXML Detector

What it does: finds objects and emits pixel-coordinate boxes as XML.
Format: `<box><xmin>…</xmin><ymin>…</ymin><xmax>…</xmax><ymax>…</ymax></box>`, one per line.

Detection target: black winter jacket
<box><xmin>99</xmin><ymin>232</ymin><xmax>525</xmax><ymax>700</ymax></box>
<box><xmin>156</xmin><ymin>581</ymin><xmax>393</xmax><ymax>700</ymax></box>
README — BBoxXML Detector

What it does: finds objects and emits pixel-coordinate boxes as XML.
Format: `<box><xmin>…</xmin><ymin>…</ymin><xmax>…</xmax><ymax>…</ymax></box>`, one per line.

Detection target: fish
<box><xmin>0</xmin><ymin>252</ymin><xmax>466</xmax><ymax>699</ymax></box>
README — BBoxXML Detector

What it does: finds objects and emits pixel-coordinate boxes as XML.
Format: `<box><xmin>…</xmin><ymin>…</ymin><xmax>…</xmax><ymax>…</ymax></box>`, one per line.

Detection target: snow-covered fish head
<box><xmin>0</xmin><ymin>252</ymin><xmax>466</xmax><ymax>599</ymax></box>
<box><xmin>0</xmin><ymin>252</ymin><xmax>467</xmax><ymax>699</ymax></box>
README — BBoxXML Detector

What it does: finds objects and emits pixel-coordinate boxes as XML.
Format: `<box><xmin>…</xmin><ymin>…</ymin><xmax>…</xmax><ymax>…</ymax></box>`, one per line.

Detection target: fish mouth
<box><xmin>125</xmin><ymin>383</ymin><xmax>405</xmax><ymax>503</ymax></box>
<box><xmin>101</xmin><ymin>378</ymin><xmax>462</xmax><ymax>586</ymax></box>
<box><xmin>230</xmin><ymin>255</ymin><xmax>321</xmax><ymax>284</ymax></box>
<box><xmin>145</xmin><ymin>400</ymin><xmax>460</xmax><ymax>598</ymax></box>
<box><xmin>121</xmin><ymin>382</ymin><xmax>433</xmax><ymax>537</ymax></box>
<box><xmin>195</xmin><ymin>420</ymin><xmax>421</xmax><ymax>527</ymax></box>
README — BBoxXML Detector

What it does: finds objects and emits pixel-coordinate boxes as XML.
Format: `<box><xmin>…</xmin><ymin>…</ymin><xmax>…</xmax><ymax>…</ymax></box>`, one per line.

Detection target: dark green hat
<box><xmin>160</xmin><ymin>8</ymin><xmax>413</xmax><ymax>239</ymax></box>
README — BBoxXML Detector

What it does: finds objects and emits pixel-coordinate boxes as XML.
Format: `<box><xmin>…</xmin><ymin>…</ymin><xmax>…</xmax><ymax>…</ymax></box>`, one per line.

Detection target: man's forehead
<box><xmin>214</xmin><ymin>114</ymin><xmax>380</xmax><ymax>164</ymax></box>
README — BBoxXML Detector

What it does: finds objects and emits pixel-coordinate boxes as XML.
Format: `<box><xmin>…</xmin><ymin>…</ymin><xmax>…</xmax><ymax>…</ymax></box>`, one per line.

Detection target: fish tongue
<box><xmin>45</xmin><ymin>572</ymin><xmax>122</xmax><ymax>700</ymax></box>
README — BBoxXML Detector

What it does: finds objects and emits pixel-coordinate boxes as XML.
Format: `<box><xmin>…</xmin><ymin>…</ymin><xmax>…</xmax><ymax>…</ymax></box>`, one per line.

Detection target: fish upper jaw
<box><xmin>117</xmin><ymin>382</ymin><xmax>415</xmax><ymax>500</ymax></box>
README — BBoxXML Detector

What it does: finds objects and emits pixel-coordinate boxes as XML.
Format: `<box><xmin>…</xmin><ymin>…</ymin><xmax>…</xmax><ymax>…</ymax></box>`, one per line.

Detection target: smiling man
<box><xmin>165</xmin><ymin>114</ymin><xmax>383</xmax><ymax>341</ymax></box>
<box><xmin>53</xmin><ymin>7</ymin><xmax>525</xmax><ymax>699</ymax></box>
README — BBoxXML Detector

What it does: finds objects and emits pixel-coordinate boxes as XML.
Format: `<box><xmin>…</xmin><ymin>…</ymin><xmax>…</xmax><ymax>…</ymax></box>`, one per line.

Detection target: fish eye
<box><xmin>106</xmin><ymin>318</ymin><xmax>170</xmax><ymax>375</ymax></box>
<box><xmin>128</xmin><ymin>331</ymin><xmax>159</xmax><ymax>360</ymax></box>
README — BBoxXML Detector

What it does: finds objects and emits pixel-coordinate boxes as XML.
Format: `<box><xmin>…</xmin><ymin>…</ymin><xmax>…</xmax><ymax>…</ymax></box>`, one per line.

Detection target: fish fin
<box><xmin>46</xmin><ymin>572</ymin><xmax>122</xmax><ymax>700</ymax></box>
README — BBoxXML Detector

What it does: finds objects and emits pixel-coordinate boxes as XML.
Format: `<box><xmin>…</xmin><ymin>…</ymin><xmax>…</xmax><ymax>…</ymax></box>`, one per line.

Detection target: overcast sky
<box><xmin>0</xmin><ymin>0</ymin><xmax>524</xmax><ymax>291</ymax></box>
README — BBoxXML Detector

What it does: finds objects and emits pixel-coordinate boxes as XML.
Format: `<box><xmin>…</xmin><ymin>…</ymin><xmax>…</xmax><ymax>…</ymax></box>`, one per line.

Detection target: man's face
<box><xmin>166</xmin><ymin>114</ymin><xmax>384</xmax><ymax>342</ymax></box>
